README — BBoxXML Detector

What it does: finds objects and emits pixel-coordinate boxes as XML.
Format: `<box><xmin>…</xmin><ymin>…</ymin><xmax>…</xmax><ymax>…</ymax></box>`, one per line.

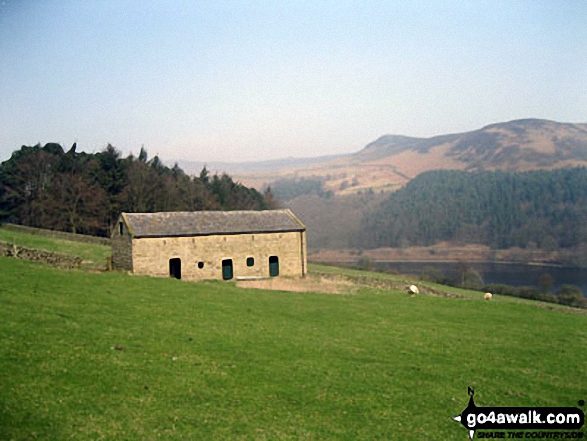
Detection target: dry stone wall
<box><xmin>0</xmin><ymin>241</ymin><xmax>82</xmax><ymax>269</ymax></box>
<box><xmin>1</xmin><ymin>223</ymin><xmax>109</xmax><ymax>246</ymax></box>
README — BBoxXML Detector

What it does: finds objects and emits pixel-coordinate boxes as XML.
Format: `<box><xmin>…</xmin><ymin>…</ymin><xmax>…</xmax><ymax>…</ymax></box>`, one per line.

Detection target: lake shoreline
<box><xmin>309</xmin><ymin>257</ymin><xmax>587</xmax><ymax>296</ymax></box>
<box><xmin>308</xmin><ymin>243</ymin><xmax>587</xmax><ymax>269</ymax></box>
<box><xmin>311</xmin><ymin>258</ymin><xmax>569</xmax><ymax>268</ymax></box>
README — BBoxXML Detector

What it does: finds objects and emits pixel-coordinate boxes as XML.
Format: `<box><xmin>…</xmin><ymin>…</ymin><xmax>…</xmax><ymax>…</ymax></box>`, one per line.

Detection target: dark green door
<box><xmin>269</xmin><ymin>256</ymin><xmax>279</xmax><ymax>277</ymax></box>
<box><xmin>222</xmin><ymin>259</ymin><xmax>233</xmax><ymax>280</ymax></box>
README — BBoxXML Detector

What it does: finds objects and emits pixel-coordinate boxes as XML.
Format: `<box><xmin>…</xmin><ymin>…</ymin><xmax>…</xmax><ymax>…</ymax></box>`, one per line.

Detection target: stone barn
<box><xmin>111</xmin><ymin>210</ymin><xmax>307</xmax><ymax>281</ymax></box>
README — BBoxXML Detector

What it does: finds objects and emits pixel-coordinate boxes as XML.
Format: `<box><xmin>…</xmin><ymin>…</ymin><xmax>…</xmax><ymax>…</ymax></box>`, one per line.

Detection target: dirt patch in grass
<box><xmin>237</xmin><ymin>272</ymin><xmax>465</xmax><ymax>298</ymax></box>
<box><xmin>236</xmin><ymin>275</ymin><xmax>357</xmax><ymax>294</ymax></box>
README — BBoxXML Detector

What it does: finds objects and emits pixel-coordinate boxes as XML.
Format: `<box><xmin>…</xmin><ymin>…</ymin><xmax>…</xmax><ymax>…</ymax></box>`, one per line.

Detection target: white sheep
<box><xmin>408</xmin><ymin>285</ymin><xmax>419</xmax><ymax>295</ymax></box>
<box><xmin>484</xmin><ymin>292</ymin><xmax>492</xmax><ymax>301</ymax></box>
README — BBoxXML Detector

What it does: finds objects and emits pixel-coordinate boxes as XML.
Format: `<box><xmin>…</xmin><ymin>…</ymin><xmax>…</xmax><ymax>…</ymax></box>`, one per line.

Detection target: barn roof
<box><xmin>119</xmin><ymin>209</ymin><xmax>305</xmax><ymax>238</ymax></box>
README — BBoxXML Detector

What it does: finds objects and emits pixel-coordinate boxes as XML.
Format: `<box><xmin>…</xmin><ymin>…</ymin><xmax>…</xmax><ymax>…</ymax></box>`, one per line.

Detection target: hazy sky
<box><xmin>1</xmin><ymin>1</ymin><xmax>586</xmax><ymax>163</ymax></box>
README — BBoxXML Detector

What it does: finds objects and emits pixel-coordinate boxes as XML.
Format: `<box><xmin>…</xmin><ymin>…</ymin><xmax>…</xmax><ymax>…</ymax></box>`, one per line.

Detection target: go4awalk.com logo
<box><xmin>453</xmin><ymin>387</ymin><xmax>585</xmax><ymax>439</ymax></box>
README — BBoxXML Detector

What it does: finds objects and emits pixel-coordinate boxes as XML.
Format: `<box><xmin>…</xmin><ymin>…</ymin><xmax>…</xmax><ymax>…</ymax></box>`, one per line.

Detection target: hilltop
<box><xmin>178</xmin><ymin>119</ymin><xmax>587</xmax><ymax>195</ymax></box>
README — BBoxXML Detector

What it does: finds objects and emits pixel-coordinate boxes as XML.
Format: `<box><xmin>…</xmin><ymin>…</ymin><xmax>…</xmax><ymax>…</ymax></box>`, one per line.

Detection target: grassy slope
<box><xmin>0</xmin><ymin>228</ymin><xmax>110</xmax><ymax>270</ymax></box>
<box><xmin>1</xmin><ymin>257</ymin><xmax>586</xmax><ymax>440</ymax></box>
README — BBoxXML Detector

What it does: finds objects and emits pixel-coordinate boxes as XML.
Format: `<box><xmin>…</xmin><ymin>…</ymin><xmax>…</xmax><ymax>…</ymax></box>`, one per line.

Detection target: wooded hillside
<box><xmin>0</xmin><ymin>143</ymin><xmax>269</xmax><ymax>237</ymax></box>
<box><xmin>359</xmin><ymin>168</ymin><xmax>587</xmax><ymax>250</ymax></box>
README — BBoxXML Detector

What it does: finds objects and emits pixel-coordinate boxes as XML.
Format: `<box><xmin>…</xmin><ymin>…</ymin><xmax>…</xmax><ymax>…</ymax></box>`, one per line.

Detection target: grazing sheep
<box><xmin>408</xmin><ymin>285</ymin><xmax>419</xmax><ymax>295</ymax></box>
<box><xmin>484</xmin><ymin>292</ymin><xmax>492</xmax><ymax>301</ymax></box>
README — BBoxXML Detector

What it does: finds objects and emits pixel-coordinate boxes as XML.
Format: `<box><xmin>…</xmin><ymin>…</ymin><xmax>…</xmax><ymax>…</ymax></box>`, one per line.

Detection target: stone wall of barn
<box><xmin>130</xmin><ymin>231</ymin><xmax>307</xmax><ymax>281</ymax></box>
<box><xmin>111</xmin><ymin>218</ymin><xmax>133</xmax><ymax>271</ymax></box>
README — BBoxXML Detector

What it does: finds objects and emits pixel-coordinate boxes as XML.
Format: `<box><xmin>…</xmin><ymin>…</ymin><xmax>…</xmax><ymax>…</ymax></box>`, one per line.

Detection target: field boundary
<box><xmin>0</xmin><ymin>223</ymin><xmax>110</xmax><ymax>246</ymax></box>
<box><xmin>311</xmin><ymin>268</ymin><xmax>464</xmax><ymax>298</ymax></box>
<box><xmin>0</xmin><ymin>240</ymin><xmax>82</xmax><ymax>269</ymax></box>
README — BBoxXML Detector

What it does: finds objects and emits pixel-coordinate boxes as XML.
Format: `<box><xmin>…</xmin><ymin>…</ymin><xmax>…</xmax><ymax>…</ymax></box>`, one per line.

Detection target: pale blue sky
<box><xmin>1</xmin><ymin>0</ymin><xmax>586</xmax><ymax>163</ymax></box>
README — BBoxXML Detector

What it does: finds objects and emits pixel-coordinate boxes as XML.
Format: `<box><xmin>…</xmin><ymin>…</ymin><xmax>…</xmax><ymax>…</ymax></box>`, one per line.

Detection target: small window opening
<box><xmin>246</xmin><ymin>257</ymin><xmax>254</xmax><ymax>267</ymax></box>
<box><xmin>119</xmin><ymin>222</ymin><xmax>123</xmax><ymax>235</ymax></box>
<box><xmin>198</xmin><ymin>261</ymin><xmax>204</xmax><ymax>269</ymax></box>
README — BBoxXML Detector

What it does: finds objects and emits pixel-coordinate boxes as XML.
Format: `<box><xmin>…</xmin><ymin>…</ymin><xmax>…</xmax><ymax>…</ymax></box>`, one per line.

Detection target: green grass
<box><xmin>0</xmin><ymin>227</ymin><xmax>110</xmax><ymax>270</ymax></box>
<box><xmin>1</xmin><ymin>258</ymin><xmax>586</xmax><ymax>440</ymax></box>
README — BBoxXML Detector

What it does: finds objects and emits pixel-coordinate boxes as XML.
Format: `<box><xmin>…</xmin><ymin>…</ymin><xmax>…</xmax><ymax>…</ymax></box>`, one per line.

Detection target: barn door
<box><xmin>269</xmin><ymin>256</ymin><xmax>279</xmax><ymax>277</ymax></box>
<box><xmin>222</xmin><ymin>259</ymin><xmax>233</xmax><ymax>280</ymax></box>
<box><xmin>169</xmin><ymin>258</ymin><xmax>181</xmax><ymax>279</ymax></box>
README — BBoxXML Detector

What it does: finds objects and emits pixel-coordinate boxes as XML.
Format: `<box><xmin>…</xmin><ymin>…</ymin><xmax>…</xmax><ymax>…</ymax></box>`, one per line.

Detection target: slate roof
<box><xmin>120</xmin><ymin>209</ymin><xmax>305</xmax><ymax>238</ymax></box>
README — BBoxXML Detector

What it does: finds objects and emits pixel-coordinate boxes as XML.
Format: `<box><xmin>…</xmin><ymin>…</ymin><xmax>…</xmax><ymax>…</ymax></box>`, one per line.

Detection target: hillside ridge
<box><xmin>182</xmin><ymin>118</ymin><xmax>587</xmax><ymax>195</ymax></box>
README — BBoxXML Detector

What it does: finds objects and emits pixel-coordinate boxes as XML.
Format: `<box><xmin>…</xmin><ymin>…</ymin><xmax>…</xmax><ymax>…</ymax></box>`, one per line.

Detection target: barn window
<box><xmin>269</xmin><ymin>256</ymin><xmax>279</xmax><ymax>277</ymax></box>
<box><xmin>198</xmin><ymin>261</ymin><xmax>204</xmax><ymax>269</ymax></box>
<box><xmin>246</xmin><ymin>257</ymin><xmax>254</xmax><ymax>267</ymax></box>
<box><xmin>119</xmin><ymin>222</ymin><xmax>123</xmax><ymax>235</ymax></box>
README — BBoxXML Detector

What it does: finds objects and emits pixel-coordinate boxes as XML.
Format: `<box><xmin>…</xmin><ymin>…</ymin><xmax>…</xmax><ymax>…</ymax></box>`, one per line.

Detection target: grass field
<box><xmin>1</xmin><ymin>245</ymin><xmax>586</xmax><ymax>439</ymax></box>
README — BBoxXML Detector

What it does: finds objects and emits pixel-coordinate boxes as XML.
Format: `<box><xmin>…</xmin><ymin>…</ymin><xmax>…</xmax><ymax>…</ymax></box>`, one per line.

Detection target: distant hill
<box><xmin>357</xmin><ymin>118</ymin><xmax>587</xmax><ymax>170</ymax></box>
<box><xmin>359</xmin><ymin>167</ymin><xmax>587</xmax><ymax>251</ymax></box>
<box><xmin>286</xmin><ymin>167</ymin><xmax>587</xmax><ymax>266</ymax></box>
<box><xmin>177</xmin><ymin>154</ymin><xmax>343</xmax><ymax>176</ymax></box>
<box><xmin>178</xmin><ymin>119</ymin><xmax>587</xmax><ymax>195</ymax></box>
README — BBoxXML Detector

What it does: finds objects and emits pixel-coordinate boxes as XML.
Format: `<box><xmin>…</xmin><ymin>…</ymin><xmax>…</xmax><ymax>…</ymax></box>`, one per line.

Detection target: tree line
<box><xmin>0</xmin><ymin>143</ymin><xmax>271</xmax><ymax>237</ymax></box>
<box><xmin>269</xmin><ymin>177</ymin><xmax>332</xmax><ymax>201</ymax></box>
<box><xmin>359</xmin><ymin>168</ymin><xmax>587</xmax><ymax>250</ymax></box>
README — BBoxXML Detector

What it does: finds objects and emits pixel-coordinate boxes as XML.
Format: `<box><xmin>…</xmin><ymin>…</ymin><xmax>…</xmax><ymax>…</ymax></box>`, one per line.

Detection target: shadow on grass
<box><xmin>0</xmin><ymin>398</ymin><xmax>63</xmax><ymax>440</ymax></box>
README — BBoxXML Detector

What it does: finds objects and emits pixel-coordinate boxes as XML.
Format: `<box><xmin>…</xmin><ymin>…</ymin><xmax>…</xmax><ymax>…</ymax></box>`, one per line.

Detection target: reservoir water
<box><xmin>367</xmin><ymin>261</ymin><xmax>587</xmax><ymax>296</ymax></box>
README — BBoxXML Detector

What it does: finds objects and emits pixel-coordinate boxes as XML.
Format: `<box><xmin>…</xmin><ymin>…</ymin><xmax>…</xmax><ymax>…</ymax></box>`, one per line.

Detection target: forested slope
<box><xmin>0</xmin><ymin>143</ymin><xmax>269</xmax><ymax>237</ymax></box>
<box><xmin>360</xmin><ymin>168</ymin><xmax>587</xmax><ymax>249</ymax></box>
